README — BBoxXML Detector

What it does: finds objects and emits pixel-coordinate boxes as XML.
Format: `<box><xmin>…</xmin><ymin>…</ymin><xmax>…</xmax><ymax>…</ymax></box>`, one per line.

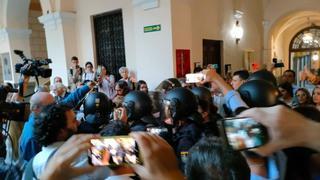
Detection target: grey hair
<box><xmin>119</xmin><ymin>66</ymin><xmax>128</xmax><ymax>74</ymax></box>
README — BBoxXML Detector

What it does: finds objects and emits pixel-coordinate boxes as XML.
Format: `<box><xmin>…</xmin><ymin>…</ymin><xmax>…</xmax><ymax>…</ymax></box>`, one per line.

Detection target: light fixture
<box><xmin>231</xmin><ymin>10</ymin><xmax>244</xmax><ymax>44</ymax></box>
<box><xmin>312</xmin><ymin>51</ymin><xmax>319</xmax><ymax>61</ymax></box>
<box><xmin>303</xmin><ymin>32</ymin><xmax>313</xmax><ymax>44</ymax></box>
<box><xmin>231</xmin><ymin>20</ymin><xmax>244</xmax><ymax>44</ymax></box>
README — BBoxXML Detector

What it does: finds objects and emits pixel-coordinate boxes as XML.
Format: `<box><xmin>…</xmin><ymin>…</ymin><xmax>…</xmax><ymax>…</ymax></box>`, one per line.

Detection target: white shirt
<box><xmin>82</xmin><ymin>72</ymin><xmax>96</xmax><ymax>82</ymax></box>
<box><xmin>32</xmin><ymin>142</ymin><xmax>63</xmax><ymax>179</ymax></box>
<box><xmin>99</xmin><ymin>75</ymin><xmax>116</xmax><ymax>99</ymax></box>
<box><xmin>105</xmin><ymin>174</ymin><xmax>135</xmax><ymax>180</ymax></box>
<box><xmin>29</xmin><ymin>141</ymin><xmax>110</xmax><ymax>180</ymax></box>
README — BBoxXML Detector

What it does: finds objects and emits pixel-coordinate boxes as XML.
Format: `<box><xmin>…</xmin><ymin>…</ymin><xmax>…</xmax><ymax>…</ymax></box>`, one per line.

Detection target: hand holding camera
<box><xmin>218</xmin><ymin>117</ymin><xmax>269</xmax><ymax>151</ymax></box>
<box><xmin>238</xmin><ymin>105</ymin><xmax>318</xmax><ymax>156</ymax></box>
<box><xmin>113</xmin><ymin>107</ymin><xmax>128</xmax><ymax>123</ymax></box>
<box><xmin>130</xmin><ymin>132</ymin><xmax>184</xmax><ymax>180</ymax></box>
<box><xmin>88</xmin><ymin>136</ymin><xmax>140</xmax><ymax>166</ymax></box>
<box><xmin>41</xmin><ymin>134</ymin><xmax>99</xmax><ymax>180</ymax></box>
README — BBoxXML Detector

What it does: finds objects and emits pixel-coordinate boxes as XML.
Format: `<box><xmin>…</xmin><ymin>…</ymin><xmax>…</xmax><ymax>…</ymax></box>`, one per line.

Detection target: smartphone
<box><xmin>218</xmin><ymin>117</ymin><xmax>268</xmax><ymax>151</ymax></box>
<box><xmin>211</xmin><ymin>64</ymin><xmax>219</xmax><ymax>69</ymax></box>
<box><xmin>96</xmin><ymin>65</ymin><xmax>102</xmax><ymax>78</ymax></box>
<box><xmin>88</xmin><ymin>136</ymin><xmax>140</xmax><ymax>166</ymax></box>
<box><xmin>114</xmin><ymin>108</ymin><xmax>122</xmax><ymax>120</ymax></box>
<box><xmin>185</xmin><ymin>73</ymin><xmax>205</xmax><ymax>83</ymax></box>
<box><xmin>146</xmin><ymin>127</ymin><xmax>168</xmax><ymax>135</ymax></box>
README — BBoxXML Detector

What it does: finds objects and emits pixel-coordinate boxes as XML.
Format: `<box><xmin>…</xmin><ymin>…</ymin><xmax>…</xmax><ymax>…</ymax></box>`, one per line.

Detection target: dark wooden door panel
<box><xmin>93</xmin><ymin>10</ymin><xmax>126</xmax><ymax>80</ymax></box>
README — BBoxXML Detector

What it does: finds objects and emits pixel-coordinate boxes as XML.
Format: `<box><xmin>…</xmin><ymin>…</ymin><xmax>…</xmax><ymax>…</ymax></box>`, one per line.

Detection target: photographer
<box><xmin>5</xmin><ymin>75</ymin><xmax>30</xmax><ymax>163</ymax></box>
<box><xmin>0</xmin><ymin>74</ymin><xmax>30</xmax><ymax>179</ymax></box>
<box><xmin>39</xmin><ymin>133</ymin><xmax>184</xmax><ymax>180</ymax></box>
<box><xmin>97</xmin><ymin>65</ymin><xmax>116</xmax><ymax>99</ymax></box>
<box><xmin>239</xmin><ymin>105</ymin><xmax>320</xmax><ymax>156</ymax></box>
<box><xmin>69</xmin><ymin>56</ymin><xmax>83</xmax><ymax>90</ymax></box>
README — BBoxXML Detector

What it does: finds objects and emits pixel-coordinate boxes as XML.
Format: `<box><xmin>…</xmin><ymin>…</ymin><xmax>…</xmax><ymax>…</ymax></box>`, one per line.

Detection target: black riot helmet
<box><xmin>247</xmin><ymin>70</ymin><xmax>277</xmax><ymax>87</ymax></box>
<box><xmin>155</xmin><ymin>78</ymin><xmax>182</xmax><ymax>93</ymax></box>
<box><xmin>123</xmin><ymin>91</ymin><xmax>156</xmax><ymax>124</ymax></box>
<box><xmin>167</xmin><ymin>78</ymin><xmax>182</xmax><ymax>88</ymax></box>
<box><xmin>163</xmin><ymin>87</ymin><xmax>200</xmax><ymax>122</ymax></box>
<box><xmin>83</xmin><ymin>92</ymin><xmax>113</xmax><ymax>118</ymax></box>
<box><xmin>238</xmin><ymin>80</ymin><xmax>279</xmax><ymax>107</ymax></box>
<box><xmin>191</xmin><ymin>87</ymin><xmax>212</xmax><ymax>105</ymax></box>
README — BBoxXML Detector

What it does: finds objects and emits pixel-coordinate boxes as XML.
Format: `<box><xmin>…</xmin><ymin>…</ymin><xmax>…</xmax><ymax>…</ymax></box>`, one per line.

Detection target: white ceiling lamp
<box><xmin>231</xmin><ymin>10</ymin><xmax>244</xmax><ymax>44</ymax></box>
<box><xmin>302</xmin><ymin>17</ymin><xmax>316</xmax><ymax>44</ymax></box>
<box><xmin>312</xmin><ymin>51</ymin><xmax>319</xmax><ymax>61</ymax></box>
<box><xmin>303</xmin><ymin>32</ymin><xmax>313</xmax><ymax>44</ymax></box>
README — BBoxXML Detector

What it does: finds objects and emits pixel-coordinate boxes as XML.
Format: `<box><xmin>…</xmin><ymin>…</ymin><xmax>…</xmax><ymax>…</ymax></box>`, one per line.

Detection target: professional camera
<box><xmin>0</xmin><ymin>84</ymin><xmax>30</xmax><ymax>122</ymax></box>
<box><xmin>272</xmin><ymin>58</ymin><xmax>284</xmax><ymax>68</ymax></box>
<box><xmin>14</xmin><ymin>50</ymin><xmax>52</xmax><ymax>78</ymax></box>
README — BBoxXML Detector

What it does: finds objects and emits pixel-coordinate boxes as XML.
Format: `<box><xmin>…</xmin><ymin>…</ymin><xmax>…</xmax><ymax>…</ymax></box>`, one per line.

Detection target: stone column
<box><xmin>39</xmin><ymin>12</ymin><xmax>77</xmax><ymax>86</ymax></box>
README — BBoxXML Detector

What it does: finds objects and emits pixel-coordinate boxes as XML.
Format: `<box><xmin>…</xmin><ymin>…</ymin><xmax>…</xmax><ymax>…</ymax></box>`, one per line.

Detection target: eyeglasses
<box><xmin>296</xmin><ymin>93</ymin><xmax>307</xmax><ymax>97</ymax></box>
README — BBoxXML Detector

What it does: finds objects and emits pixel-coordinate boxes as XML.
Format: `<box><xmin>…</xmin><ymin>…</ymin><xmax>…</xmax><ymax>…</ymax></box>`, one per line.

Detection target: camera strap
<box><xmin>18</xmin><ymin>75</ymin><xmax>40</xmax><ymax>98</ymax></box>
<box><xmin>18</xmin><ymin>78</ymin><xmax>24</xmax><ymax>97</ymax></box>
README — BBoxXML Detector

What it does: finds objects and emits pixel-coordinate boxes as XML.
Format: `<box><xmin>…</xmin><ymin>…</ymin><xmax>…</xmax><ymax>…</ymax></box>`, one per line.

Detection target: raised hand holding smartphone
<box><xmin>218</xmin><ymin>117</ymin><xmax>269</xmax><ymax>151</ymax></box>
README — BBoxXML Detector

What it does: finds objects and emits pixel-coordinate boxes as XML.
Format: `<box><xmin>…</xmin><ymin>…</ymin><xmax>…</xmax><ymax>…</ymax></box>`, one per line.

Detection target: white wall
<box><xmin>74</xmin><ymin>0</ymin><xmax>135</xmax><ymax>70</ymax></box>
<box><xmin>171</xmin><ymin>0</ymin><xmax>193</xmax><ymax>75</ymax></box>
<box><xmin>171</xmin><ymin>0</ymin><xmax>263</xmax><ymax>73</ymax></box>
<box><xmin>75</xmin><ymin>0</ymin><xmax>174</xmax><ymax>89</ymax></box>
<box><xmin>133</xmin><ymin>0</ymin><xmax>174</xmax><ymax>89</ymax></box>
<box><xmin>263</xmin><ymin>0</ymin><xmax>320</xmax><ymax>65</ymax></box>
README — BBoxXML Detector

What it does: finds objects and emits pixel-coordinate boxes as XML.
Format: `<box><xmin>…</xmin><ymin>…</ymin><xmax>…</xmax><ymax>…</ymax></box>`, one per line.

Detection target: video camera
<box><xmin>0</xmin><ymin>84</ymin><xmax>30</xmax><ymax>122</ymax></box>
<box><xmin>14</xmin><ymin>50</ymin><xmax>52</xmax><ymax>78</ymax></box>
<box><xmin>272</xmin><ymin>58</ymin><xmax>284</xmax><ymax>68</ymax></box>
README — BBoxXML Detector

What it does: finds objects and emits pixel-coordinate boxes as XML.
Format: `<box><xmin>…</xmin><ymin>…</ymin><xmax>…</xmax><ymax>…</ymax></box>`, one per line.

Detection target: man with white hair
<box><xmin>51</xmin><ymin>82</ymin><xmax>70</xmax><ymax>103</ymax></box>
<box><xmin>118</xmin><ymin>66</ymin><xmax>136</xmax><ymax>90</ymax></box>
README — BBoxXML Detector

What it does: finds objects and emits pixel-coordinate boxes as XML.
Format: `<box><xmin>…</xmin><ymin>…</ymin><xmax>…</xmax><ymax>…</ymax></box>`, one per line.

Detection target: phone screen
<box><xmin>185</xmin><ymin>73</ymin><xmax>205</xmax><ymax>83</ymax></box>
<box><xmin>146</xmin><ymin>127</ymin><xmax>168</xmax><ymax>135</ymax></box>
<box><xmin>96</xmin><ymin>65</ymin><xmax>102</xmax><ymax>78</ymax></box>
<box><xmin>221</xmin><ymin>117</ymin><xmax>268</xmax><ymax>151</ymax></box>
<box><xmin>89</xmin><ymin>136</ymin><xmax>140</xmax><ymax>166</ymax></box>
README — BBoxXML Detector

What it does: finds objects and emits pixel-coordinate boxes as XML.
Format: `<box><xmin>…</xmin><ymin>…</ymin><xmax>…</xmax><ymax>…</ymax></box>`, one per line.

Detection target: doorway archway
<box><xmin>266</xmin><ymin>10</ymin><xmax>320</xmax><ymax>74</ymax></box>
<box><xmin>289</xmin><ymin>26</ymin><xmax>320</xmax><ymax>85</ymax></box>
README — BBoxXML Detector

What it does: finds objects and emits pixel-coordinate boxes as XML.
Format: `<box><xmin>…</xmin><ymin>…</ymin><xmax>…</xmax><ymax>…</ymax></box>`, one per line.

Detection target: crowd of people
<box><xmin>1</xmin><ymin>56</ymin><xmax>320</xmax><ymax>180</ymax></box>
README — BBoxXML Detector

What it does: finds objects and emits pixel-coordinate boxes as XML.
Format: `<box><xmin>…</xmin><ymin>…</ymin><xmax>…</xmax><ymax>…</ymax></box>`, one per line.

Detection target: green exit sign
<box><xmin>144</xmin><ymin>24</ymin><xmax>161</xmax><ymax>33</ymax></box>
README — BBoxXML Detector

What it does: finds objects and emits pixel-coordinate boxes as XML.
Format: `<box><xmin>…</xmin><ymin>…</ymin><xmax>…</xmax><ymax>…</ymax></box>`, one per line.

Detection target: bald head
<box><xmin>30</xmin><ymin>92</ymin><xmax>55</xmax><ymax>114</ymax></box>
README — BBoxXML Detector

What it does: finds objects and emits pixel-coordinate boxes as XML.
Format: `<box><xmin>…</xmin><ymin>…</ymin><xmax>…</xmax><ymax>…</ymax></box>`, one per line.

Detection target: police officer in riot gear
<box><xmin>191</xmin><ymin>87</ymin><xmax>222</xmax><ymax>137</ymax></box>
<box><xmin>163</xmin><ymin>87</ymin><xmax>203</xmax><ymax>172</ymax></box>
<box><xmin>122</xmin><ymin>91</ymin><xmax>159</xmax><ymax>131</ymax></box>
<box><xmin>78</xmin><ymin>92</ymin><xmax>113</xmax><ymax>133</ymax></box>
<box><xmin>238</xmin><ymin>80</ymin><xmax>279</xmax><ymax>108</ymax></box>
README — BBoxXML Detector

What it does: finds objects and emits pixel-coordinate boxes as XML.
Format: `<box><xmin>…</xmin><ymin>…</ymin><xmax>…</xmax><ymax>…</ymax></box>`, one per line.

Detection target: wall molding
<box><xmin>132</xmin><ymin>0</ymin><xmax>159</xmax><ymax>10</ymax></box>
<box><xmin>0</xmin><ymin>28</ymin><xmax>32</xmax><ymax>40</ymax></box>
<box><xmin>38</xmin><ymin>12</ymin><xmax>76</xmax><ymax>30</ymax></box>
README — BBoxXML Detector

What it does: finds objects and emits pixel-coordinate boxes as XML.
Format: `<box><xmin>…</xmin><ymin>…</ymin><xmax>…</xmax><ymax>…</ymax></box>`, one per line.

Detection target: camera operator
<box><xmin>39</xmin><ymin>133</ymin><xmax>184</xmax><ymax>180</ymax></box>
<box><xmin>0</xmin><ymin>74</ymin><xmax>31</xmax><ymax>179</ymax></box>
<box><xmin>4</xmin><ymin>75</ymin><xmax>30</xmax><ymax>163</ymax></box>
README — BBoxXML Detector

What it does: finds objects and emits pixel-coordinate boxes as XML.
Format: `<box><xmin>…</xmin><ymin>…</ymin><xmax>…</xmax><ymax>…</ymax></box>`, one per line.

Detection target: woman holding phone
<box><xmin>97</xmin><ymin>65</ymin><xmax>116</xmax><ymax>99</ymax></box>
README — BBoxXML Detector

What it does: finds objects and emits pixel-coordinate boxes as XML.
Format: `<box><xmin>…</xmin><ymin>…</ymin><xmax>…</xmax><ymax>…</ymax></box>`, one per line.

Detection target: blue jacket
<box><xmin>19</xmin><ymin>85</ymin><xmax>90</xmax><ymax>161</ymax></box>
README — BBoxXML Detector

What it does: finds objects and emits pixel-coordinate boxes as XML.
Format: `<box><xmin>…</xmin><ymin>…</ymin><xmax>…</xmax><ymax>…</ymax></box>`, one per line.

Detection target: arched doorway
<box><xmin>265</xmin><ymin>10</ymin><xmax>320</xmax><ymax>74</ymax></box>
<box><xmin>289</xmin><ymin>26</ymin><xmax>320</xmax><ymax>85</ymax></box>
